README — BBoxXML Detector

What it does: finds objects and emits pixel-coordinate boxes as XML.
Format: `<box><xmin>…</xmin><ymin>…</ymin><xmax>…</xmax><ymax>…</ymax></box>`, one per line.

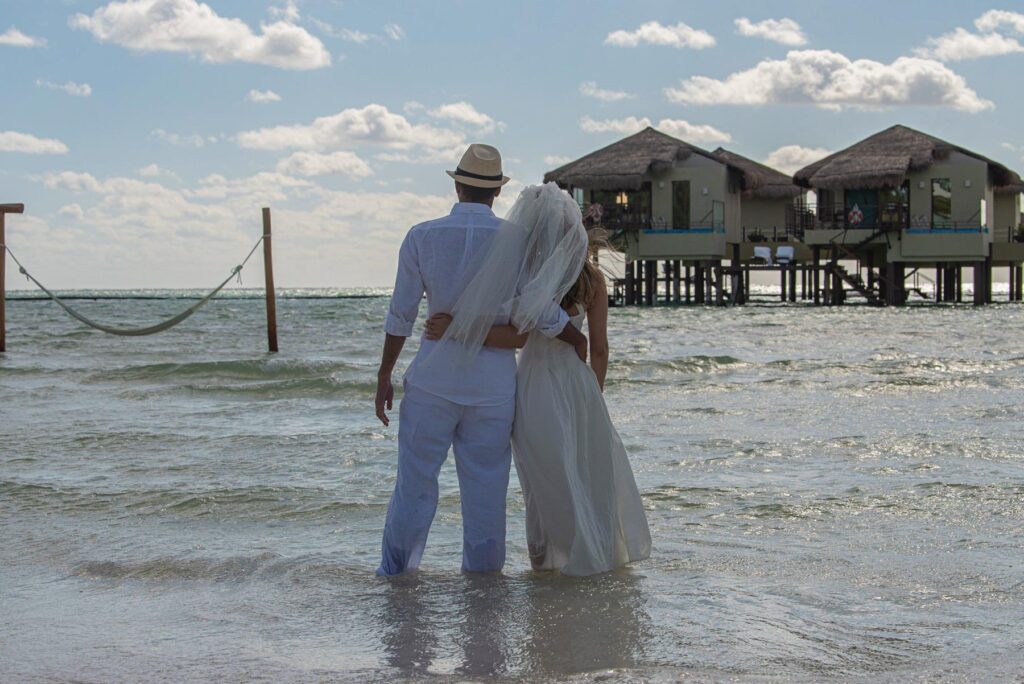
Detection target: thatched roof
<box><xmin>995</xmin><ymin>181</ymin><xmax>1024</xmax><ymax>195</ymax></box>
<box><xmin>543</xmin><ymin>127</ymin><xmax>731</xmax><ymax>191</ymax></box>
<box><xmin>712</xmin><ymin>147</ymin><xmax>803</xmax><ymax>199</ymax></box>
<box><xmin>794</xmin><ymin>124</ymin><xmax>1022</xmax><ymax>191</ymax></box>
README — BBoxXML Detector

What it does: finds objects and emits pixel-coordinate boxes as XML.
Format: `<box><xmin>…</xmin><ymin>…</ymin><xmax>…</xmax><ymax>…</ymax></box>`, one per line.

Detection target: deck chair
<box><xmin>753</xmin><ymin>245</ymin><xmax>773</xmax><ymax>265</ymax></box>
<box><xmin>775</xmin><ymin>245</ymin><xmax>795</xmax><ymax>265</ymax></box>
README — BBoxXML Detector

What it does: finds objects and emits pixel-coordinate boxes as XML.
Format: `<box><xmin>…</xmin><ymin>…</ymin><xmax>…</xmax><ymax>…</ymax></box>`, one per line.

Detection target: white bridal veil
<box><xmin>432</xmin><ymin>182</ymin><xmax>589</xmax><ymax>368</ymax></box>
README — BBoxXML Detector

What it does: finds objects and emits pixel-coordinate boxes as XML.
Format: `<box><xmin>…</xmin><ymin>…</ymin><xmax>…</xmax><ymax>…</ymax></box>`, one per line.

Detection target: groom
<box><xmin>374</xmin><ymin>143</ymin><xmax>587</xmax><ymax>576</ymax></box>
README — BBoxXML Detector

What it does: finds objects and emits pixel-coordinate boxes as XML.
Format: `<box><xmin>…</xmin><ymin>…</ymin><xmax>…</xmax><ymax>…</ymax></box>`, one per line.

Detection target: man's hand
<box><xmin>574</xmin><ymin>338</ymin><xmax>588</xmax><ymax>363</ymax></box>
<box><xmin>375</xmin><ymin>370</ymin><xmax>395</xmax><ymax>426</ymax></box>
<box><xmin>556</xmin><ymin>322</ymin><xmax>588</xmax><ymax>363</ymax></box>
<box><xmin>424</xmin><ymin>312</ymin><xmax>453</xmax><ymax>341</ymax></box>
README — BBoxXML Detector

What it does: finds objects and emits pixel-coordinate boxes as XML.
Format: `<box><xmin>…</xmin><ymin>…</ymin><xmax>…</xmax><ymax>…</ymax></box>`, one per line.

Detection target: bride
<box><xmin>424</xmin><ymin>183</ymin><xmax>651</xmax><ymax>576</ymax></box>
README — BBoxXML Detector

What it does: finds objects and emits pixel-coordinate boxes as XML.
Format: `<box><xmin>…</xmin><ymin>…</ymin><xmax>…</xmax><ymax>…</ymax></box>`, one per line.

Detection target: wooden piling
<box><xmin>812</xmin><ymin>247</ymin><xmax>821</xmax><ymax>305</ymax></box>
<box><xmin>672</xmin><ymin>259</ymin><xmax>681</xmax><ymax>304</ymax></box>
<box><xmin>685</xmin><ymin>264</ymin><xmax>692</xmax><ymax>304</ymax></box>
<box><xmin>715</xmin><ymin>261</ymin><xmax>724</xmax><ymax>306</ymax></box>
<box><xmin>973</xmin><ymin>261</ymin><xmax>986</xmax><ymax>305</ymax></box>
<box><xmin>261</xmin><ymin>207</ymin><xmax>279</xmax><ymax>353</ymax></box>
<box><xmin>644</xmin><ymin>260</ymin><xmax>655</xmax><ymax>306</ymax></box>
<box><xmin>0</xmin><ymin>204</ymin><xmax>25</xmax><ymax>353</ymax></box>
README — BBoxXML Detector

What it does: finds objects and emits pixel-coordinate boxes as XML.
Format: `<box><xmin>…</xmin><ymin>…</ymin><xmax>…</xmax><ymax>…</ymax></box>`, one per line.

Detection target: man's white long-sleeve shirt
<box><xmin>385</xmin><ymin>202</ymin><xmax>570</xmax><ymax>406</ymax></box>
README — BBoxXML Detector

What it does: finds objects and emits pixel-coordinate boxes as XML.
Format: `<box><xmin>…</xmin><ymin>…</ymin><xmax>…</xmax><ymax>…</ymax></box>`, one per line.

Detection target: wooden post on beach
<box><xmin>0</xmin><ymin>204</ymin><xmax>25</xmax><ymax>353</ymax></box>
<box><xmin>261</xmin><ymin>207</ymin><xmax>279</xmax><ymax>353</ymax></box>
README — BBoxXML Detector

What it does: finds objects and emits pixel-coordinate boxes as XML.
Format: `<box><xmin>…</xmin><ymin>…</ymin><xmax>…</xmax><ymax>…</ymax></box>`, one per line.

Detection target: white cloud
<box><xmin>58</xmin><ymin>204</ymin><xmax>86</xmax><ymax>221</ymax></box>
<box><xmin>339</xmin><ymin>28</ymin><xmax>373</xmax><ymax>44</ymax></box>
<box><xmin>137</xmin><ymin>163</ymin><xmax>181</xmax><ymax>180</ymax></box>
<box><xmin>0</xmin><ymin>27</ymin><xmax>46</xmax><ymax>48</ymax></box>
<box><xmin>70</xmin><ymin>0</ymin><xmax>331</xmax><ymax>70</ymax></box>
<box><xmin>29</xmin><ymin>167</ymin><xmax>454</xmax><ymax>288</ymax></box>
<box><xmin>236</xmin><ymin>103</ymin><xmax>465</xmax><ymax>151</ymax></box>
<box><xmin>426</xmin><ymin>101</ymin><xmax>501</xmax><ymax>132</ymax></box>
<box><xmin>915</xmin><ymin>27</ymin><xmax>1023</xmax><ymax>61</ymax></box>
<box><xmin>664</xmin><ymin>50</ymin><xmax>993</xmax><ymax>113</ymax></box>
<box><xmin>384</xmin><ymin>24</ymin><xmax>404</xmax><ymax>41</ymax></box>
<box><xmin>734</xmin><ymin>17</ymin><xmax>807</xmax><ymax>47</ymax></box>
<box><xmin>579</xmin><ymin>116</ymin><xmax>731</xmax><ymax>144</ymax></box>
<box><xmin>763</xmin><ymin>145</ymin><xmax>832</xmax><ymax>175</ymax></box>
<box><xmin>268</xmin><ymin>1</ymin><xmax>300</xmax><ymax>23</ymax></box>
<box><xmin>0</xmin><ymin>131</ymin><xmax>69</xmax><ymax>154</ymax></box>
<box><xmin>374</xmin><ymin>146</ymin><xmax>464</xmax><ymax>165</ymax></box>
<box><xmin>975</xmin><ymin>9</ymin><xmax>1024</xmax><ymax>35</ymax></box>
<box><xmin>544</xmin><ymin>155</ymin><xmax>572</xmax><ymax>166</ymax></box>
<box><xmin>247</xmin><ymin>88</ymin><xmax>282</xmax><ymax>103</ymax></box>
<box><xmin>605</xmin><ymin>21</ymin><xmax>715</xmax><ymax>49</ymax></box>
<box><xmin>916</xmin><ymin>11</ymin><xmax>1024</xmax><ymax>62</ymax></box>
<box><xmin>657</xmin><ymin>119</ymin><xmax>732</xmax><ymax>144</ymax></box>
<box><xmin>579</xmin><ymin>81</ymin><xmax>634</xmax><ymax>102</ymax></box>
<box><xmin>275</xmin><ymin>150</ymin><xmax>373</xmax><ymax>178</ymax></box>
<box><xmin>151</xmin><ymin>129</ymin><xmax>208</xmax><ymax>147</ymax></box>
<box><xmin>36</xmin><ymin>79</ymin><xmax>92</xmax><ymax>97</ymax></box>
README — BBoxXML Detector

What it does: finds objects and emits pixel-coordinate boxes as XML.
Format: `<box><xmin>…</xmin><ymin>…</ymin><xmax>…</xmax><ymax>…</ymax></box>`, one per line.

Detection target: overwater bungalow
<box><xmin>544</xmin><ymin>127</ymin><xmax>801</xmax><ymax>305</ymax></box>
<box><xmin>792</xmin><ymin>124</ymin><xmax>1024</xmax><ymax>305</ymax></box>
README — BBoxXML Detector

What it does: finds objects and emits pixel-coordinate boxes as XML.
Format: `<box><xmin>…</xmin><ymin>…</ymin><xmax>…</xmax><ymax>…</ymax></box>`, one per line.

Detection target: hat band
<box><xmin>454</xmin><ymin>167</ymin><xmax>504</xmax><ymax>182</ymax></box>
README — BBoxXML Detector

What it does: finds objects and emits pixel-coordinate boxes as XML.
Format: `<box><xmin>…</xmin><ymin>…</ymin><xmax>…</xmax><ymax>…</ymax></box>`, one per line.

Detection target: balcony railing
<box><xmin>786</xmin><ymin>201</ymin><xmax>988</xmax><ymax>235</ymax></box>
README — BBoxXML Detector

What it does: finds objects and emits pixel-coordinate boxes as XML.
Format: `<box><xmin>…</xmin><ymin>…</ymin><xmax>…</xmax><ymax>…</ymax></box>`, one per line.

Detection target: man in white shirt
<box><xmin>375</xmin><ymin>144</ymin><xmax>586</xmax><ymax>576</ymax></box>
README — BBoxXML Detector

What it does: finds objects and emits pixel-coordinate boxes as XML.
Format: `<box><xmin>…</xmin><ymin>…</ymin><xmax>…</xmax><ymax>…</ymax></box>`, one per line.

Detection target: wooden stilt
<box><xmin>973</xmin><ymin>261</ymin><xmax>986</xmax><ymax>305</ymax></box>
<box><xmin>261</xmin><ymin>208</ymin><xmax>279</xmax><ymax>353</ymax></box>
<box><xmin>780</xmin><ymin>266</ymin><xmax>787</xmax><ymax>302</ymax></box>
<box><xmin>0</xmin><ymin>204</ymin><xmax>25</xmax><ymax>353</ymax></box>
<box><xmin>956</xmin><ymin>266</ymin><xmax>963</xmax><ymax>302</ymax></box>
<box><xmin>789</xmin><ymin>266</ymin><xmax>797</xmax><ymax>303</ymax></box>
<box><xmin>647</xmin><ymin>259</ymin><xmax>655</xmax><ymax>305</ymax></box>
<box><xmin>685</xmin><ymin>264</ymin><xmax>692</xmax><ymax>304</ymax></box>
<box><xmin>936</xmin><ymin>265</ymin><xmax>943</xmax><ymax>303</ymax></box>
<box><xmin>1016</xmin><ymin>265</ymin><xmax>1023</xmax><ymax>301</ymax></box>
<box><xmin>812</xmin><ymin>247</ymin><xmax>821</xmax><ymax>305</ymax></box>
<box><xmin>985</xmin><ymin>256</ymin><xmax>993</xmax><ymax>304</ymax></box>
<box><xmin>625</xmin><ymin>260</ymin><xmax>635</xmax><ymax>306</ymax></box>
<box><xmin>672</xmin><ymin>259</ymin><xmax>681</xmax><ymax>304</ymax></box>
<box><xmin>715</xmin><ymin>261</ymin><xmax>724</xmax><ymax>306</ymax></box>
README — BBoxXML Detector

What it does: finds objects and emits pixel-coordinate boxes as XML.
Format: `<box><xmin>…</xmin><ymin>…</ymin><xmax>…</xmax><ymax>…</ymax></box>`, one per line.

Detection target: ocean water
<box><xmin>2</xmin><ymin>290</ymin><xmax>1023</xmax><ymax>682</ymax></box>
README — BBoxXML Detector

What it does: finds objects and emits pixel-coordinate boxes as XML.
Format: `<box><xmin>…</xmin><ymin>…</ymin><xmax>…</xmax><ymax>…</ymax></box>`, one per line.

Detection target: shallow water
<box><xmin>2</xmin><ymin>290</ymin><xmax>1023</xmax><ymax>682</ymax></box>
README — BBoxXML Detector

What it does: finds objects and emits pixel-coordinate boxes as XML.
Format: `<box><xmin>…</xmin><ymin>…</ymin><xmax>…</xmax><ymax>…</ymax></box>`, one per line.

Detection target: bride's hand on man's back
<box><xmin>424</xmin><ymin>313</ymin><xmax>453</xmax><ymax>340</ymax></box>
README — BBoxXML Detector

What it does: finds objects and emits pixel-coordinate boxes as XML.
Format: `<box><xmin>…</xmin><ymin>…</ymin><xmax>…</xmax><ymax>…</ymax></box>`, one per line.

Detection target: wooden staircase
<box><xmin>823</xmin><ymin>227</ymin><xmax>893</xmax><ymax>306</ymax></box>
<box><xmin>828</xmin><ymin>263</ymin><xmax>883</xmax><ymax>305</ymax></box>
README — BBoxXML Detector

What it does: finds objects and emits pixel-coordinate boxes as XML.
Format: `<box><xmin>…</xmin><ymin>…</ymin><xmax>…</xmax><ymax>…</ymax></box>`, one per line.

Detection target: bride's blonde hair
<box><xmin>561</xmin><ymin>204</ymin><xmax>615</xmax><ymax>310</ymax></box>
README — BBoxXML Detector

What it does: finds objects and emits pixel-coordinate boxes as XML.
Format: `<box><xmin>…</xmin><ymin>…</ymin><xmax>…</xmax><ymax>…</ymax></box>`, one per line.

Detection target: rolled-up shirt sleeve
<box><xmin>536</xmin><ymin>299</ymin><xmax>570</xmax><ymax>338</ymax></box>
<box><xmin>384</xmin><ymin>230</ymin><xmax>424</xmax><ymax>337</ymax></box>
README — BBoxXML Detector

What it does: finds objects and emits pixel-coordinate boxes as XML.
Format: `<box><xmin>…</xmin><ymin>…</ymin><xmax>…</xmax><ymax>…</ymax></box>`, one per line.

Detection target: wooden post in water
<box><xmin>0</xmin><ymin>204</ymin><xmax>25</xmax><ymax>353</ymax></box>
<box><xmin>261</xmin><ymin>207</ymin><xmax>279</xmax><ymax>353</ymax></box>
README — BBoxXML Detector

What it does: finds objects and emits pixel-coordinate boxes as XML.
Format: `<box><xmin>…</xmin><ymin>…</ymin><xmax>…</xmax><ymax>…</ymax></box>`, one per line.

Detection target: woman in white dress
<box><xmin>426</xmin><ymin>184</ymin><xmax>651</xmax><ymax>576</ymax></box>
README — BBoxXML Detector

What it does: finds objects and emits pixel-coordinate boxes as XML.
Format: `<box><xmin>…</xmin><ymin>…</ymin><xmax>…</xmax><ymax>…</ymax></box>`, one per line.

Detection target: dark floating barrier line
<box><xmin>6</xmin><ymin>294</ymin><xmax>387</xmax><ymax>301</ymax></box>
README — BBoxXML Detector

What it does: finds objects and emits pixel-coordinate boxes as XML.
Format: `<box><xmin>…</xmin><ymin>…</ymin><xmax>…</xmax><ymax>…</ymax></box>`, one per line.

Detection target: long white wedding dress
<box><xmin>512</xmin><ymin>307</ymin><xmax>651</xmax><ymax>576</ymax></box>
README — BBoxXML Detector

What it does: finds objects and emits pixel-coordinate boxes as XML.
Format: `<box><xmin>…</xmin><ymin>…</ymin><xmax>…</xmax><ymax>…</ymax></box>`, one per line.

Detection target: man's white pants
<box><xmin>377</xmin><ymin>382</ymin><xmax>514</xmax><ymax>576</ymax></box>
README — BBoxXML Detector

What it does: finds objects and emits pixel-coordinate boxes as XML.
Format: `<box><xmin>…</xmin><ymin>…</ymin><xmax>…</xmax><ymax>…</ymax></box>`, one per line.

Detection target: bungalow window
<box><xmin>672</xmin><ymin>181</ymin><xmax>690</xmax><ymax>230</ymax></box>
<box><xmin>591</xmin><ymin>183</ymin><xmax>651</xmax><ymax>229</ymax></box>
<box><xmin>932</xmin><ymin>178</ymin><xmax>952</xmax><ymax>228</ymax></box>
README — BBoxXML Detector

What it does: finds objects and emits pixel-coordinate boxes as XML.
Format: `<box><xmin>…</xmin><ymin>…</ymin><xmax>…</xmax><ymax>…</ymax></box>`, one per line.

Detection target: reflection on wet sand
<box><xmin>378</xmin><ymin>570</ymin><xmax>650</xmax><ymax>677</ymax></box>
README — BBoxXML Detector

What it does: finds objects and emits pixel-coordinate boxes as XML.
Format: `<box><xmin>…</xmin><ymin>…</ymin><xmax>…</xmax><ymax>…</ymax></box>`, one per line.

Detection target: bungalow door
<box><xmin>672</xmin><ymin>181</ymin><xmax>690</xmax><ymax>230</ymax></box>
<box><xmin>845</xmin><ymin>189</ymin><xmax>877</xmax><ymax>228</ymax></box>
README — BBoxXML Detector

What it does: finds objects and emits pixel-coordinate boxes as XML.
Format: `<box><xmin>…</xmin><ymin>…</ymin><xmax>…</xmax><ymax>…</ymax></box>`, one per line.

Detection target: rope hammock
<box><xmin>2</xmin><ymin>236</ymin><xmax>265</xmax><ymax>336</ymax></box>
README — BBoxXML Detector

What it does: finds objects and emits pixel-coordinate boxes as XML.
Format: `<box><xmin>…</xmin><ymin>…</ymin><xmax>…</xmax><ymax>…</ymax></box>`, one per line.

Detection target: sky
<box><xmin>2</xmin><ymin>0</ymin><xmax>1024</xmax><ymax>289</ymax></box>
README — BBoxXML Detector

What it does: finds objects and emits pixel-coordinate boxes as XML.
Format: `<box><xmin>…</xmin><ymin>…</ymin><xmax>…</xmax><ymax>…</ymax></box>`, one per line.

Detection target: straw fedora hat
<box><xmin>446</xmin><ymin>143</ymin><xmax>510</xmax><ymax>189</ymax></box>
